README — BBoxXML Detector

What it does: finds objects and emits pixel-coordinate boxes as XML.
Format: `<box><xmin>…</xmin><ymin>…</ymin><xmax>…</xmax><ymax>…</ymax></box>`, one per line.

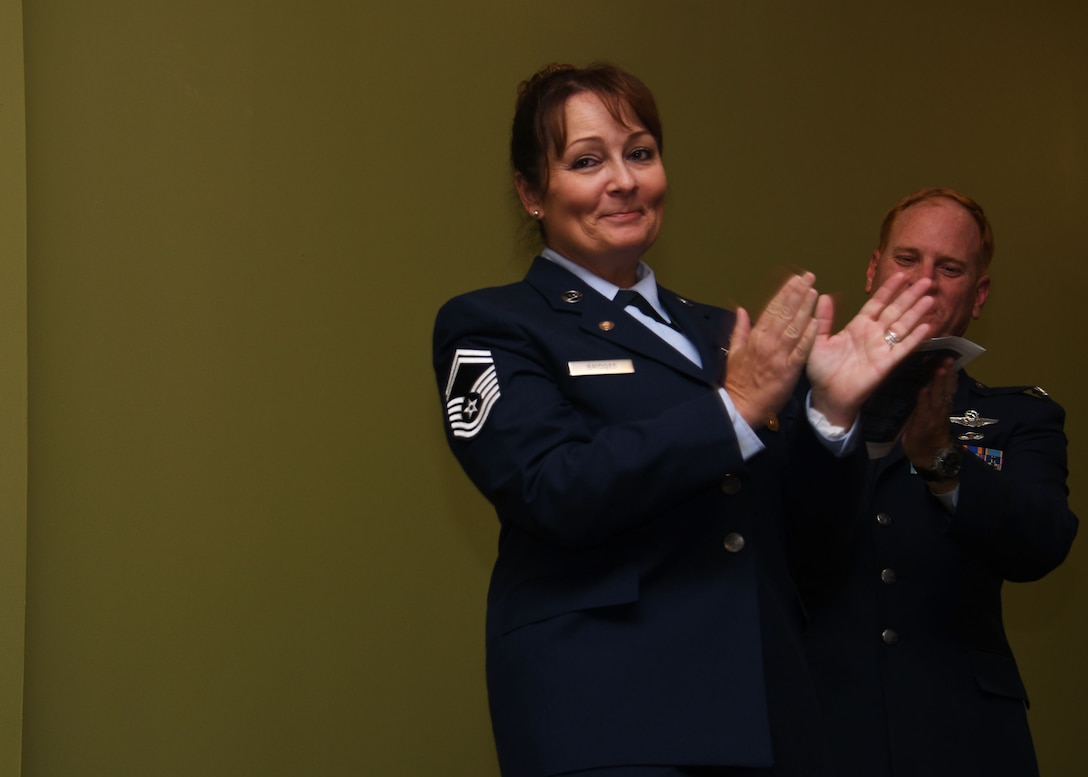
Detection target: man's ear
<box><xmin>973</xmin><ymin>274</ymin><xmax>991</xmax><ymax>320</ymax></box>
<box><xmin>864</xmin><ymin>250</ymin><xmax>880</xmax><ymax>294</ymax></box>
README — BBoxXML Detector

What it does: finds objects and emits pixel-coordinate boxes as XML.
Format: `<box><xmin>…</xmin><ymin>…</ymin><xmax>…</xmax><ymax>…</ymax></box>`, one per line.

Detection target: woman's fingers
<box><xmin>754</xmin><ymin>272</ymin><xmax>818</xmax><ymax>344</ymax></box>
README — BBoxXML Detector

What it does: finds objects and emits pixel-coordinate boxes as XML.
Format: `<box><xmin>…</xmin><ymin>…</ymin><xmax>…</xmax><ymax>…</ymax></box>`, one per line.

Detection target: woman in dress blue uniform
<box><xmin>433</xmin><ymin>63</ymin><xmax>935</xmax><ymax>777</ymax></box>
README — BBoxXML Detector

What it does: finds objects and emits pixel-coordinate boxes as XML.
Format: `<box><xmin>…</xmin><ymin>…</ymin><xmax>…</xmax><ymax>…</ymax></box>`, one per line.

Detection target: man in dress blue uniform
<box><xmin>800</xmin><ymin>188</ymin><xmax>1079</xmax><ymax>777</ymax></box>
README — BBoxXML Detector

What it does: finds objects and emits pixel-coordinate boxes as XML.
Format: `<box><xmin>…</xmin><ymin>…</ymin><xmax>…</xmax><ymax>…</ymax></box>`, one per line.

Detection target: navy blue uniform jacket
<box><xmin>801</xmin><ymin>371</ymin><xmax>1078</xmax><ymax>777</ymax></box>
<box><xmin>434</xmin><ymin>257</ymin><xmax>861</xmax><ymax>777</ymax></box>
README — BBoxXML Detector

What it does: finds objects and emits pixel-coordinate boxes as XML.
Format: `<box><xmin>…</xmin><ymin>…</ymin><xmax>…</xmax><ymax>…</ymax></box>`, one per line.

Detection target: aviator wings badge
<box><xmin>950</xmin><ymin>409</ymin><xmax>998</xmax><ymax>441</ymax></box>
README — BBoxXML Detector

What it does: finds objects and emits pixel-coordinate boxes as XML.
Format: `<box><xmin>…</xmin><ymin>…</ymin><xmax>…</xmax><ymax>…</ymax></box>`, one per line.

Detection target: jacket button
<box><xmin>880</xmin><ymin>568</ymin><xmax>897</xmax><ymax>585</ymax></box>
<box><xmin>882</xmin><ymin>629</ymin><xmax>899</xmax><ymax>645</ymax></box>
<box><xmin>720</xmin><ymin>475</ymin><xmax>742</xmax><ymax>495</ymax></box>
<box><xmin>876</xmin><ymin>512</ymin><xmax>892</xmax><ymax>526</ymax></box>
<box><xmin>723</xmin><ymin>533</ymin><xmax>745</xmax><ymax>553</ymax></box>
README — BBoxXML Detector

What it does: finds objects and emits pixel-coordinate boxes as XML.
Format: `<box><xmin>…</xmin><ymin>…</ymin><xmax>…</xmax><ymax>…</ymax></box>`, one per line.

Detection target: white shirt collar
<box><xmin>540</xmin><ymin>247</ymin><xmax>667</xmax><ymax>317</ymax></box>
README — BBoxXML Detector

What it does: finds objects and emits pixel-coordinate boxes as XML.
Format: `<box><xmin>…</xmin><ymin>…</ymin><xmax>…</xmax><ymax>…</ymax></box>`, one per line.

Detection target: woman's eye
<box><xmin>629</xmin><ymin>147</ymin><xmax>655</xmax><ymax>161</ymax></box>
<box><xmin>571</xmin><ymin>157</ymin><xmax>597</xmax><ymax>170</ymax></box>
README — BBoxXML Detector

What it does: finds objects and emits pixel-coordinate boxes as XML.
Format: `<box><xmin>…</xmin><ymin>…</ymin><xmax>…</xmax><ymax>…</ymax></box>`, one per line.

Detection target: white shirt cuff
<box><xmin>717</xmin><ymin>387</ymin><xmax>765</xmax><ymax>461</ymax></box>
<box><xmin>805</xmin><ymin>392</ymin><xmax>860</xmax><ymax>457</ymax></box>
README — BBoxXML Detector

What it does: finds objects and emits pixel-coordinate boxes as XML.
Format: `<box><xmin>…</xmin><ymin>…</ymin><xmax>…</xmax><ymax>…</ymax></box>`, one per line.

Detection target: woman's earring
<box><xmin>532</xmin><ymin>210</ymin><xmax>541</xmax><ymax>219</ymax></box>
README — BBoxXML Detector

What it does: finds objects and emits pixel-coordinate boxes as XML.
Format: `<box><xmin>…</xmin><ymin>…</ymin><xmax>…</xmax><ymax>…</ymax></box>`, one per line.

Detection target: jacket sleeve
<box><xmin>784</xmin><ymin>409</ymin><xmax>869</xmax><ymax>582</ymax></box>
<box><xmin>434</xmin><ymin>292</ymin><xmax>752</xmax><ymax>550</ymax></box>
<box><xmin>951</xmin><ymin>395</ymin><xmax>1078</xmax><ymax>581</ymax></box>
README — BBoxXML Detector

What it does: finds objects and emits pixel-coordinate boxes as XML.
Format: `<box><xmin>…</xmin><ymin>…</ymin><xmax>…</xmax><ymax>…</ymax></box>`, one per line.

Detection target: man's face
<box><xmin>866</xmin><ymin>198</ymin><xmax>991</xmax><ymax>337</ymax></box>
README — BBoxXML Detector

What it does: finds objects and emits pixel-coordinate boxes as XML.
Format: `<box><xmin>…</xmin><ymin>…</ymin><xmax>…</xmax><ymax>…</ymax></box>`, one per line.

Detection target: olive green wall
<box><xmin>14</xmin><ymin>1</ymin><xmax>1087</xmax><ymax>775</ymax></box>
<box><xmin>2</xmin><ymin>0</ymin><xmax>27</xmax><ymax>773</ymax></box>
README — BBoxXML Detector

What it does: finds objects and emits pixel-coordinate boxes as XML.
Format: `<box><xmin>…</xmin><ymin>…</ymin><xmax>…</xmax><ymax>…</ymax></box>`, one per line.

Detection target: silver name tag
<box><xmin>568</xmin><ymin>359</ymin><xmax>635</xmax><ymax>377</ymax></box>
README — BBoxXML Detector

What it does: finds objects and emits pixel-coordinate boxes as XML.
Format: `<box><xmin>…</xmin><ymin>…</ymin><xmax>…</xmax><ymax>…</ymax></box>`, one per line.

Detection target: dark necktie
<box><xmin>614</xmin><ymin>289</ymin><xmax>680</xmax><ymax>331</ymax></box>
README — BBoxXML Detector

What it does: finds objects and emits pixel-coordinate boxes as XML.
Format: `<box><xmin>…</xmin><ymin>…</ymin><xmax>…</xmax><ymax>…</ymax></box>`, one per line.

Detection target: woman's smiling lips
<box><xmin>600</xmin><ymin>209</ymin><xmax>643</xmax><ymax>221</ymax></box>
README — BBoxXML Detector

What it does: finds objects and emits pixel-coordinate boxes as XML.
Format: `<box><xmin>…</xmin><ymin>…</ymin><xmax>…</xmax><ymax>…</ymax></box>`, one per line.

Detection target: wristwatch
<box><xmin>915</xmin><ymin>445</ymin><xmax>963</xmax><ymax>481</ymax></box>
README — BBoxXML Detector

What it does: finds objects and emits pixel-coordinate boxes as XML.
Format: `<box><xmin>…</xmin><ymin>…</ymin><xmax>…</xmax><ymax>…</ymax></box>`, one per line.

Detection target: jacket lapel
<box><xmin>660</xmin><ymin>287</ymin><xmax>732</xmax><ymax>383</ymax></box>
<box><xmin>524</xmin><ymin>257</ymin><xmax>725</xmax><ymax>384</ymax></box>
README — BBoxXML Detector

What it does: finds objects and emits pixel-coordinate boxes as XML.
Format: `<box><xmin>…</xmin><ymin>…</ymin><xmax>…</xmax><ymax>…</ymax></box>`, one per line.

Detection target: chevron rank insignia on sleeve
<box><xmin>444</xmin><ymin>348</ymin><xmax>501</xmax><ymax>439</ymax></box>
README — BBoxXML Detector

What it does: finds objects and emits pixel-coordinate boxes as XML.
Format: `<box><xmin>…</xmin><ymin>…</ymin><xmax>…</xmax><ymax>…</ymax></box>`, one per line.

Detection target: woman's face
<box><xmin>519</xmin><ymin>92</ymin><xmax>666</xmax><ymax>281</ymax></box>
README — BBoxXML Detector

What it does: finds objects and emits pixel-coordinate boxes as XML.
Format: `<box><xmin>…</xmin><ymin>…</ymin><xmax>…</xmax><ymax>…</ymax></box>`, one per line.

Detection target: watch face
<box><xmin>916</xmin><ymin>447</ymin><xmax>962</xmax><ymax>481</ymax></box>
<box><xmin>935</xmin><ymin>448</ymin><xmax>962</xmax><ymax>478</ymax></box>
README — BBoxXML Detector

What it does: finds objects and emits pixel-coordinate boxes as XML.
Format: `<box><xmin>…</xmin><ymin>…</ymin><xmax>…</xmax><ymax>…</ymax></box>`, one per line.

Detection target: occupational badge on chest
<box><xmin>950</xmin><ymin>409</ymin><xmax>998</xmax><ymax>441</ymax></box>
<box><xmin>949</xmin><ymin>409</ymin><xmax>1004</xmax><ymax>467</ymax></box>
